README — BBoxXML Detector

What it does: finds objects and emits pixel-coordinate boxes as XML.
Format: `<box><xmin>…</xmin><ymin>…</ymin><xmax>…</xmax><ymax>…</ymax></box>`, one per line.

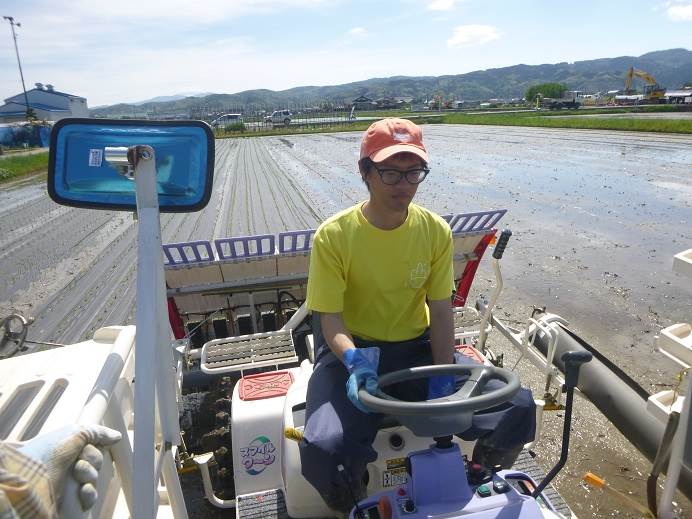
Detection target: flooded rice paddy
<box><xmin>1</xmin><ymin>124</ymin><xmax>690</xmax><ymax>517</ymax></box>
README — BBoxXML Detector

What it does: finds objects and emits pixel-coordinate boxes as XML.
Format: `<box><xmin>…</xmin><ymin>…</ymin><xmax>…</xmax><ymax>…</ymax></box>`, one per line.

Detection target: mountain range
<box><xmin>90</xmin><ymin>48</ymin><xmax>692</xmax><ymax>117</ymax></box>
<box><xmin>131</xmin><ymin>92</ymin><xmax>215</xmax><ymax>105</ymax></box>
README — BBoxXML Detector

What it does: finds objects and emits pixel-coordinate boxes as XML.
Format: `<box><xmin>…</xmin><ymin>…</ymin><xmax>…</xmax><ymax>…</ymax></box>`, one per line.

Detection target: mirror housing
<box><xmin>48</xmin><ymin>118</ymin><xmax>214</xmax><ymax>212</ymax></box>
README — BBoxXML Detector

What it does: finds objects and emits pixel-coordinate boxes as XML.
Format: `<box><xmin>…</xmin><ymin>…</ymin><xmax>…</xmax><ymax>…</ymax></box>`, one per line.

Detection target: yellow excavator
<box><xmin>624</xmin><ymin>67</ymin><xmax>666</xmax><ymax>102</ymax></box>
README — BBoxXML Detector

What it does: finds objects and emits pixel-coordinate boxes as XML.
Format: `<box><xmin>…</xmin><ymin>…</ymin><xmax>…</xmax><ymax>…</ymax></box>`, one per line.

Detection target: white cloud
<box><xmin>68</xmin><ymin>0</ymin><xmax>330</xmax><ymax>24</ymax></box>
<box><xmin>447</xmin><ymin>25</ymin><xmax>501</xmax><ymax>48</ymax></box>
<box><xmin>348</xmin><ymin>27</ymin><xmax>366</xmax><ymax>36</ymax></box>
<box><xmin>0</xmin><ymin>0</ymin><xmax>339</xmax><ymax>105</ymax></box>
<box><xmin>667</xmin><ymin>1</ymin><xmax>692</xmax><ymax>20</ymax></box>
<box><xmin>3</xmin><ymin>33</ymin><xmax>438</xmax><ymax>106</ymax></box>
<box><xmin>428</xmin><ymin>0</ymin><xmax>455</xmax><ymax>10</ymax></box>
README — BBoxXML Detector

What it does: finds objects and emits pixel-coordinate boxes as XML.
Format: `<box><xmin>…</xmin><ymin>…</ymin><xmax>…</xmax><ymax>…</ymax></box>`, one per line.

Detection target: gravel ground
<box><xmin>1</xmin><ymin>124</ymin><xmax>691</xmax><ymax>517</ymax></box>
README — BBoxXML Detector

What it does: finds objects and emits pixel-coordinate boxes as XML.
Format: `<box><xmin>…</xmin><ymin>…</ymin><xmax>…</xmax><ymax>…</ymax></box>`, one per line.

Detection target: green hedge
<box><xmin>0</xmin><ymin>151</ymin><xmax>49</xmax><ymax>182</ymax></box>
<box><xmin>224</xmin><ymin>122</ymin><xmax>246</xmax><ymax>132</ymax></box>
<box><xmin>442</xmin><ymin>112</ymin><xmax>692</xmax><ymax>134</ymax></box>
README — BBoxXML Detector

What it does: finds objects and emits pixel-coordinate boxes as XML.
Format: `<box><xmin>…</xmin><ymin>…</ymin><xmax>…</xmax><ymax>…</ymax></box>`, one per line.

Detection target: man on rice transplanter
<box><xmin>299</xmin><ymin>118</ymin><xmax>536</xmax><ymax>515</ymax></box>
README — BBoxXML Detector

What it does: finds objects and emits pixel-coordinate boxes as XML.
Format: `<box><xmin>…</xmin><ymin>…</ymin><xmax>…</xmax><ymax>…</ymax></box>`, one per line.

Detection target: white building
<box><xmin>665</xmin><ymin>89</ymin><xmax>692</xmax><ymax>104</ymax></box>
<box><xmin>0</xmin><ymin>83</ymin><xmax>88</xmax><ymax>123</ymax></box>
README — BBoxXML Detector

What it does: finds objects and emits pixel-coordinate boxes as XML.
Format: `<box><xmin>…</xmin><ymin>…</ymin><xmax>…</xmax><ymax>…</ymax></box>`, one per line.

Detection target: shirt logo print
<box><xmin>409</xmin><ymin>262</ymin><xmax>429</xmax><ymax>289</ymax></box>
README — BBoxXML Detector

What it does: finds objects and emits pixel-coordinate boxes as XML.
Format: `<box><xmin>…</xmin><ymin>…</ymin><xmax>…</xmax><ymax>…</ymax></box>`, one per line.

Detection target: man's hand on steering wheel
<box><xmin>343</xmin><ymin>347</ymin><xmax>380</xmax><ymax>413</ymax></box>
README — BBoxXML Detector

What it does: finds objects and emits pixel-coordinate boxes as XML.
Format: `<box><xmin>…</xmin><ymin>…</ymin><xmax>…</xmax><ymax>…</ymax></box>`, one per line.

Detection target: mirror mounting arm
<box><xmin>104</xmin><ymin>145</ymin><xmax>154</xmax><ymax>180</ymax></box>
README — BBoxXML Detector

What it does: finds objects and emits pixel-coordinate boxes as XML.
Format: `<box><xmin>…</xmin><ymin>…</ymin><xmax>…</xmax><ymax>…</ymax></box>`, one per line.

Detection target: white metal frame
<box><xmin>490</xmin><ymin>312</ymin><xmax>568</xmax><ymax>390</ymax></box>
<box><xmin>127</xmin><ymin>146</ymin><xmax>188</xmax><ymax>518</ymax></box>
<box><xmin>57</xmin><ymin>327</ymin><xmax>137</xmax><ymax>517</ymax></box>
<box><xmin>659</xmin><ymin>248</ymin><xmax>692</xmax><ymax>519</ymax></box>
<box><xmin>194</xmin><ymin>452</ymin><xmax>237</xmax><ymax>509</ymax></box>
<box><xmin>477</xmin><ymin>257</ymin><xmax>503</xmax><ymax>351</ymax></box>
<box><xmin>452</xmin><ymin>306</ymin><xmax>491</xmax><ymax>343</ymax></box>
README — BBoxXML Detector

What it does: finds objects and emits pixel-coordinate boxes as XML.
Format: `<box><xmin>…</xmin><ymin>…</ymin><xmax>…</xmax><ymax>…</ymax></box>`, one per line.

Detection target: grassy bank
<box><xmin>442</xmin><ymin>110</ymin><xmax>692</xmax><ymax>133</ymax></box>
<box><xmin>213</xmin><ymin>105</ymin><xmax>691</xmax><ymax>138</ymax></box>
<box><xmin>0</xmin><ymin>151</ymin><xmax>49</xmax><ymax>183</ymax></box>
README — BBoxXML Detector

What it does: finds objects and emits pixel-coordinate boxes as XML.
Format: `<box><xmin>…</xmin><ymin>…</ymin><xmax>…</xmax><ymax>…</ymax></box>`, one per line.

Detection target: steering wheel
<box><xmin>358</xmin><ymin>364</ymin><xmax>520</xmax><ymax>438</ymax></box>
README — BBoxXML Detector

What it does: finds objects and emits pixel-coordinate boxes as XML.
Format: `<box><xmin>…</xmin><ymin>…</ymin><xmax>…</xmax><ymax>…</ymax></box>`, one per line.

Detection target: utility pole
<box><xmin>3</xmin><ymin>16</ymin><xmax>31</xmax><ymax>121</ymax></box>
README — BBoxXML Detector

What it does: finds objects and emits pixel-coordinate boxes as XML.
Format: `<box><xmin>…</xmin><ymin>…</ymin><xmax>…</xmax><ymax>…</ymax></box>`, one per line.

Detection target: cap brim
<box><xmin>370</xmin><ymin>144</ymin><xmax>429</xmax><ymax>164</ymax></box>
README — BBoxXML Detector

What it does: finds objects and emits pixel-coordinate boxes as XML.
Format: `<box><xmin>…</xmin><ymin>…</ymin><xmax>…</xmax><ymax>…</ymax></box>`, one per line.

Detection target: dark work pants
<box><xmin>298</xmin><ymin>314</ymin><xmax>536</xmax><ymax>510</ymax></box>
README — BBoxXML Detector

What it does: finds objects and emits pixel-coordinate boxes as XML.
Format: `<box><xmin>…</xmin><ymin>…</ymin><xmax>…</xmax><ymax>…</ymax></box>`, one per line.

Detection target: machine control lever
<box><xmin>562</xmin><ymin>350</ymin><xmax>592</xmax><ymax>388</ymax></box>
<box><xmin>532</xmin><ymin>350</ymin><xmax>592</xmax><ymax>498</ymax></box>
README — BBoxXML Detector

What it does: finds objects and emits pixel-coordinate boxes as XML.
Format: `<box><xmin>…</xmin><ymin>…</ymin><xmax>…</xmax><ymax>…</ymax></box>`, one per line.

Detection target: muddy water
<box><xmin>272</xmin><ymin>125</ymin><xmax>691</xmax><ymax>387</ymax></box>
<box><xmin>1</xmin><ymin>125</ymin><xmax>690</xmax><ymax>517</ymax></box>
<box><xmin>424</xmin><ymin>126</ymin><xmax>691</xmax><ymax>391</ymax></box>
<box><xmin>259</xmin><ymin>125</ymin><xmax>692</xmax><ymax>518</ymax></box>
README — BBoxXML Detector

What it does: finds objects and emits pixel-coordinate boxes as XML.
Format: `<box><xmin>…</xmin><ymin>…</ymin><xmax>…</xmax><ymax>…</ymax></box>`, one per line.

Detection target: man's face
<box><xmin>365</xmin><ymin>152</ymin><xmax>425</xmax><ymax>212</ymax></box>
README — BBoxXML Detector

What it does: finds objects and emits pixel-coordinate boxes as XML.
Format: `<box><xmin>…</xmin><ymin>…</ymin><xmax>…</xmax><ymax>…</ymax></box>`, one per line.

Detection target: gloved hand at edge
<box><xmin>17</xmin><ymin>424</ymin><xmax>122</xmax><ymax>511</ymax></box>
<box><xmin>343</xmin><ymin>347</ymin><xmax>380</xmax><ymax>413</ymax></box>
<box><xmin>427</xmin><ymin>374</ymin><xmax>456</xmax><ymax>400</ymax></box>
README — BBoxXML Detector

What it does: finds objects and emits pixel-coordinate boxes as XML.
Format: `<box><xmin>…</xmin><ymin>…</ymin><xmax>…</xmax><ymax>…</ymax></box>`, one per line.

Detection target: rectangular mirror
<box><xmin>48</xmin><ymin>118</ymin><xmax>214</xmax><ymax>212</ymax></box>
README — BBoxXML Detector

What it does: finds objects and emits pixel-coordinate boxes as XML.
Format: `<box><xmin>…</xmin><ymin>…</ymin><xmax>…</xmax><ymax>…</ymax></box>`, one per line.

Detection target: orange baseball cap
<box><xmin>359</xmin><ymin>118</ymin><xmax>429</xmax><ymax>164</ymax></box>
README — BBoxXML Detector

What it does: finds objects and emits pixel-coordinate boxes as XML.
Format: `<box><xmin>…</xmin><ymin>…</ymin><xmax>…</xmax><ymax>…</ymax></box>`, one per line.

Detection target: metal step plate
<box><xmin>512</xmin><ymin>449</ymin><xmax>573</xmax><ymax>518</ymax></box>
<box><xmin>201</xmin><ymin>329</ymin><xmax>297</xmax><ymax>374</ymax></box>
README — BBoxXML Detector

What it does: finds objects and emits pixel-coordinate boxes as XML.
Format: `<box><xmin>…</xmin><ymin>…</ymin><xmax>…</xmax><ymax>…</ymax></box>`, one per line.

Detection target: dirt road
<box><xmin>1</xmin><ymin>125</ymin><xmax>691</xmax><ymax>517</ymax></box>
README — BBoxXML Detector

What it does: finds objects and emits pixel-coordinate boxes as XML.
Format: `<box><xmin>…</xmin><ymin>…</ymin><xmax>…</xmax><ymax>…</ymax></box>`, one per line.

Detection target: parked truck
<box><xmin>536</xmin><ymin>91</ymin><xmax>581</xmax><ymax>109</ymax></box>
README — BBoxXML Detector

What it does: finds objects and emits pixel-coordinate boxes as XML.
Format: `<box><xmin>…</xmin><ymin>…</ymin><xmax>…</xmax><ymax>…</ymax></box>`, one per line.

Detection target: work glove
<box><xmin>427</xmin><ymin>374</ymin><xmax>456</xmax><ymax>400</ymax></box>
<box><xmin>343</xmin><ymin>347</ymin><xmax>380</xmax><ymax>413</ymax></box>
<box><xmin>17</xmin><ymin>424</ymin><xmax>122</xmax><ymax>511</ymax></box>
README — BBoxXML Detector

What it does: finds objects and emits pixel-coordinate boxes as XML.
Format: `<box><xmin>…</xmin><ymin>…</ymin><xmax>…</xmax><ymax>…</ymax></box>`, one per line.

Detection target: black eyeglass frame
<box><xmin>370</xmin><ymin>163</ymin><xmax>430</xmax><ymax>185</ymax></box>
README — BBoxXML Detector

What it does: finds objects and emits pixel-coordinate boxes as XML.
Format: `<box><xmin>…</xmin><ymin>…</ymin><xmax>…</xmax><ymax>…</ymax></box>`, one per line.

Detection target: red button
<box><xmin>397</xmin><ymin>488</ymin><xmax>407</xmax><ymax>496</ymax></box>
<box><xmin>470</xmin><ymin>463</ymin><xmax>482</xmax><ymax>473</ymax></box>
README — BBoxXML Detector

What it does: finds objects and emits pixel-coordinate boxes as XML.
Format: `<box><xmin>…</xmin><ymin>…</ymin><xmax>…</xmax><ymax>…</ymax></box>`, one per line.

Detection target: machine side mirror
<box><xmin>48</xmin><ymin>118</ymin><xmax>214</xmax><ymax>212</ymax></box>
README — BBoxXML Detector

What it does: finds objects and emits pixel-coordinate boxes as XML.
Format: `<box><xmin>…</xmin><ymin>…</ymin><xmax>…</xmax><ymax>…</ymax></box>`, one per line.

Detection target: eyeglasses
<box><xmin>371</xmin><ymin>164</ymin><xmax>430</xmax><ymax>185</ymax></box>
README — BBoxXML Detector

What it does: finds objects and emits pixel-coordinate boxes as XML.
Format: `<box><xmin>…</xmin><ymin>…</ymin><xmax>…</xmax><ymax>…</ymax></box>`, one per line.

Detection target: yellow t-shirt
<box><xmin>306</xmin><ymin>203</ymin><xmax>454</xmax><ymax>342</ymax></box>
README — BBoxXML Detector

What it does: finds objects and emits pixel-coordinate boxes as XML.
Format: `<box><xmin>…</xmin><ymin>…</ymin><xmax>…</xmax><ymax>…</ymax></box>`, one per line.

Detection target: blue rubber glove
<box><xmin>427</xmin><ymin>375</ymin><xmax>456</xmax><ymax>400</ymax></box>
<box><xmin>343</xmin><ymin>347</ymin><xmax>380</xmax><ymax>413</ymax></box>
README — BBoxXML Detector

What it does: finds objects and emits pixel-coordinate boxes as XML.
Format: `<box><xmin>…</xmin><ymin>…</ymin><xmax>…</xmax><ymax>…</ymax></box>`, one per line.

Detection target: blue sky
<box><xmin>1</xmin><ymin>0</ymin><xmax>691</xmax><ymax>106</ymax></box>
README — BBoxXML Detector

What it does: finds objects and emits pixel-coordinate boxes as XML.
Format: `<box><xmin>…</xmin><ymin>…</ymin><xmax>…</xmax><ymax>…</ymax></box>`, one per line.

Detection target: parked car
<box><xmin>210</xmin><ymin>114</ymin><xmax>243</xmax><ymax>127</ymax></box>
<box><xmin>265</xmin><ymin>110</ymin><xmax>292</xmax><ymax>126</ymax></box>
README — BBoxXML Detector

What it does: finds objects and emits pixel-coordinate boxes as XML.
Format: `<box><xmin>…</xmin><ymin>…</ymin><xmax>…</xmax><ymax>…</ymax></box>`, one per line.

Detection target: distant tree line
<box><xmin>525</xmin><ymin>83</ymin><xmax>568</xmax><ymax>102</ymax></box>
